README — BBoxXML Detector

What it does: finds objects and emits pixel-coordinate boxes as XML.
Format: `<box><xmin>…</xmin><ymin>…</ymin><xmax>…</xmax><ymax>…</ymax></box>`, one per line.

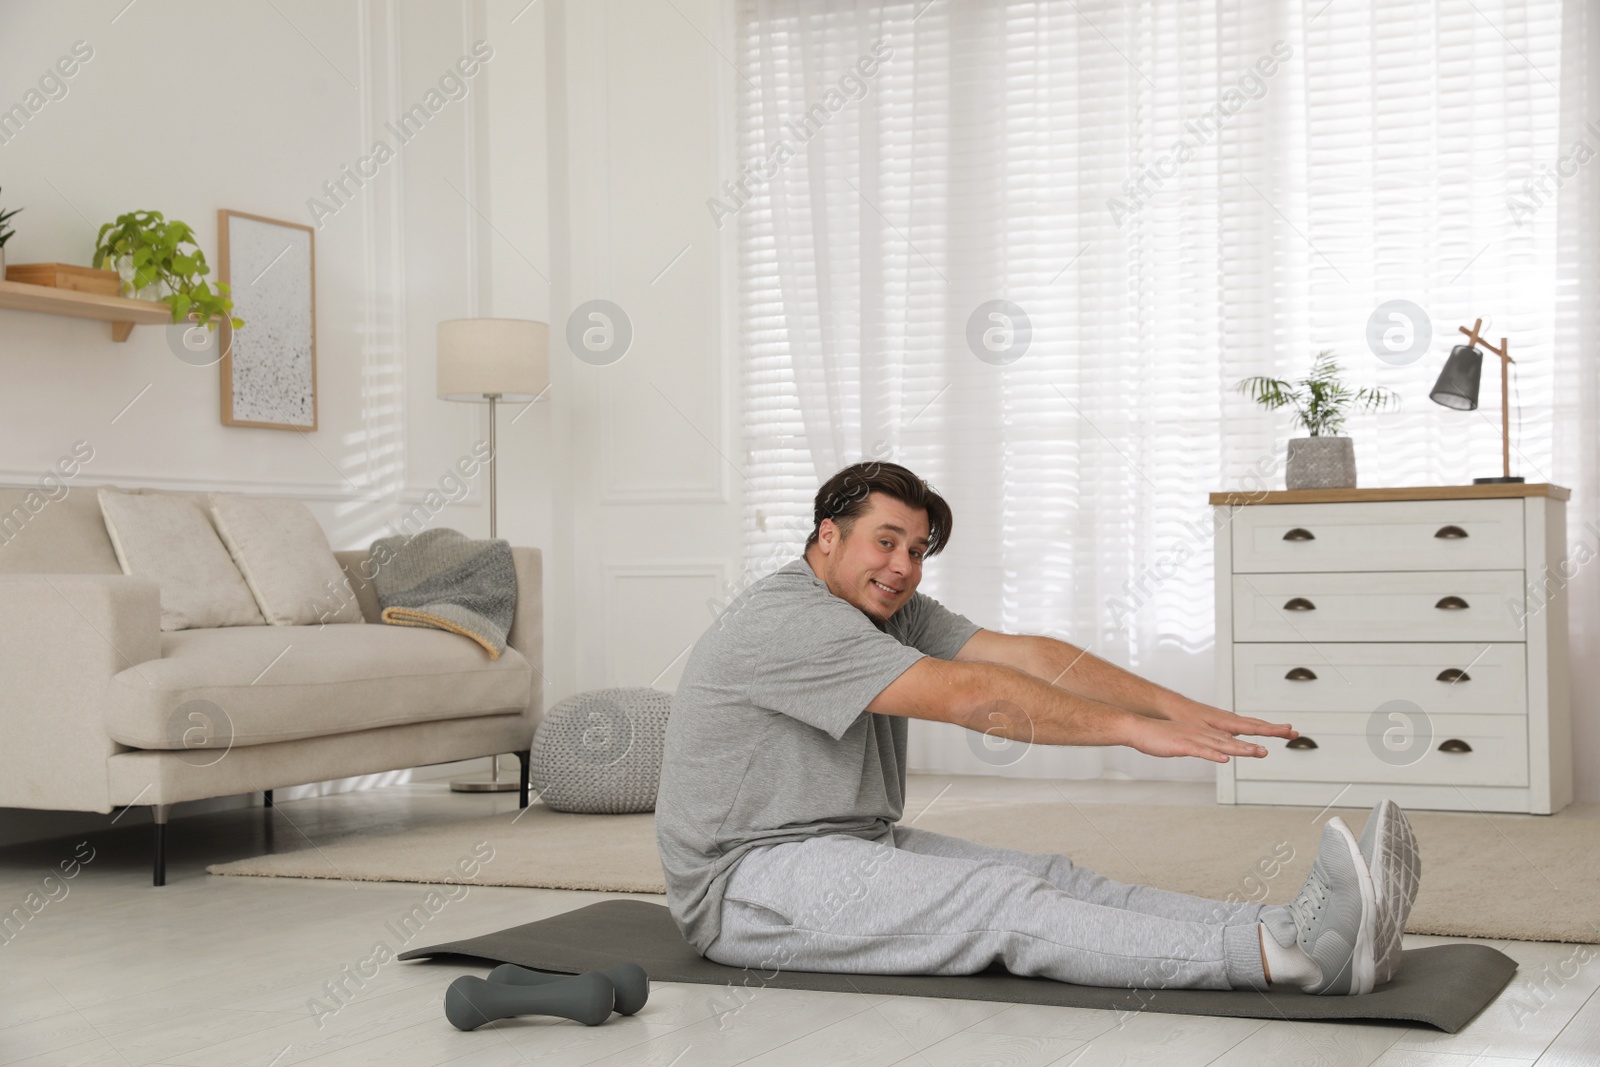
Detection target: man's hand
<box><xmin>1159</xmin><ymin>695</ymin><xmax>1298</xmax><ymax>744</ymax></box>
<box><xmin>1121</xmin><ymin>716</ymin><xmax>1271</xmax><ymax>764</ymax></box>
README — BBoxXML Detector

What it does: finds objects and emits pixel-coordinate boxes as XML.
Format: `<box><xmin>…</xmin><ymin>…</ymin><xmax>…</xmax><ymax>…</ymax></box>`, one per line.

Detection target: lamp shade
<box><xmin>437</xmin><ymin>318</ymin><xmax>549</xmax><ymax>402</ymax></box>
<box><xmin>1428</xmin><ymin>344</ymin><xmax>1483</xmax><ymax>411</ymax></box>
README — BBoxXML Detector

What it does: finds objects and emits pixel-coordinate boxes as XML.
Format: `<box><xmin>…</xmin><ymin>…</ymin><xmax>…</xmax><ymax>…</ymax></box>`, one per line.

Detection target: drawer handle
<box><xmin>1286</xmin><ymin>736</ymin><xmax>1319</xmax><ymax>750</ymax></box>
<box><xmin>1283</xmin><ymin>527</ymin><xmax>1316</xmax><ymax>541</ymax></box>
<box><xmin>1283</xmin><ymin>597</ymin><xmax>1317</xmax><ymax>611</ymax></box>
<box><xmin>1434</xmin><ymin>525</ymin><xmax>1470</xmax><ymax>539</ymax></box>
<box><xmin>1435</xmin><ymin>596</ymin><xmax>1470</xmax><ymax>611</ymax></box>
<box><xmin>1436</xmin><ymin>668</ymin><xmax>1472</xmax><ymax>683</ymax></box>
<box><xmin>1285</xmin><ymin>667</ymin><xmax>1318</xmax><ymax>681</ymax></box>
<box><xmin>1438</xmin><ymin>738</ymin><xmax>1473</xmax><ymax>754</ymax></box>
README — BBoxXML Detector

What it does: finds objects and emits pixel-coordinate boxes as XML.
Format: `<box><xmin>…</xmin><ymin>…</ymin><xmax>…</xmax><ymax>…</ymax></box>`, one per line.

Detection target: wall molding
<box><xmin>578</xmin><ymin>0</ymin><xmax>729</xmax><ymax>509</ymax></box>
<box><xmin>598</xmin><ymin>485</ymin><xmax>727</xmax><ymax>504</ymax></box>
<box><xmin>601</xmin><ymin>560</ymin><xmax>729</xmax><ymax>578</ymax></box>
<box><xmin>599</xmin><ymin>368</ymin><xmax>729</xmax><ymax>504</ymax></box>
<box><xmin>358</xmin><ymin>0</ymin><xmax>412</xmax><ymax>501</ymax></box>
<box><xmin>0</xmin><ymin>471</ymin><xmax>483</xmax><ymax>506</ymax></box>
<box><xmin>601</xmin><ymin>558</ymin><xmax>729</xmax><ymax>687</ymax></box>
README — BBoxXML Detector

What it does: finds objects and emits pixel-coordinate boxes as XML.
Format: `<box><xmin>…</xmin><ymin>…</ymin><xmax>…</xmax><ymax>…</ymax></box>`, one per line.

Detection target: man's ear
<box><xmin>816</xmin><ymin>517</ymin><xmax>836</xmax><ymax>553</ymax></box>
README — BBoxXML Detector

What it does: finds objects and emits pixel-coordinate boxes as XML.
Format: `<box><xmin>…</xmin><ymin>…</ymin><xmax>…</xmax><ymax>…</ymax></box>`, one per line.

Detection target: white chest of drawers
<box><xmin>1211</xmin><ymin>485</ymin><xmax>1573</xmax><ymax>814</ymax></box>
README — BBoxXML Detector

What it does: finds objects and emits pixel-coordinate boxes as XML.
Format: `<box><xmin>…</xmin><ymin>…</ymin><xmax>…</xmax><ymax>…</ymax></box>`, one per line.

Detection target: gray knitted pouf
<box><xmin>529</xmin><ymin>687</ymin><xmax>672</xmax><ymax>814</ymax></box>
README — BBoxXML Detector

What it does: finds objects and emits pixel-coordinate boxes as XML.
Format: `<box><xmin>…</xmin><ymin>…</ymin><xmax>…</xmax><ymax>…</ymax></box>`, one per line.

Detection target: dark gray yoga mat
<box><xmin>399</xmin><ymin>899</ymin><xmax>1516</xmax><ymax>1034</ymax></box>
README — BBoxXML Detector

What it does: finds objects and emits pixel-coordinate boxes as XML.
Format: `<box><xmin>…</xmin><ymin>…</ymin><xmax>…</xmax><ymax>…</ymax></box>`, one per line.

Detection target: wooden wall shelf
<box><xmin>0</xmin><ymin>278</ymin><xmax>172</xmax><ymax>342</ymax></box>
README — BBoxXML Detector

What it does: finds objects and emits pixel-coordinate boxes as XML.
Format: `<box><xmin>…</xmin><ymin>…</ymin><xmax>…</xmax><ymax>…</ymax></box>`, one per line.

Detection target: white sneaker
<box><xmin>1277</xmin><ymin>816</ymin><xmax>1378</xmax><ymax>995</ymax></box>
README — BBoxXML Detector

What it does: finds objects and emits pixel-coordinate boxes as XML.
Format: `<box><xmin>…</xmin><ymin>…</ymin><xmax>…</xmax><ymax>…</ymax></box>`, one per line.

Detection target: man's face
<box><xmin>806</xmin><ymin>492</ymin><xmax>929</xmax><ymax>622</ymax></box>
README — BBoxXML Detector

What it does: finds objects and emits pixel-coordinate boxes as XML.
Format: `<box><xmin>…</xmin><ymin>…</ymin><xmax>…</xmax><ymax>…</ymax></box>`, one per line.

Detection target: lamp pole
<box><xmin>1458</xmin><ymin>319</ymin><xmax>1517</xmax><ymax>483</ymax></box>
<box><xmin>451</xmin><ymin>388</ymin><xmax>518</xmax><ymax>792</ymax></box>
<box><xmin>435</xmin><ymin>318</ymin><xmax>548</xmax><ymax>794</ymax></box>
<box><xmin>486</xmin><ymin>392</ymin><xmax>499</xmax><ymax>538</ymax></box>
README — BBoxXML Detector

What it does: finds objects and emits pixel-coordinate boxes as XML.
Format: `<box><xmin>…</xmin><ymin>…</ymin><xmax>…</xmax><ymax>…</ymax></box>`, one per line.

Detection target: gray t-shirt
<box><xmin>655</xmin><ymin>555</ymin><xmax>981</xmax><ymax>955</ymax></box>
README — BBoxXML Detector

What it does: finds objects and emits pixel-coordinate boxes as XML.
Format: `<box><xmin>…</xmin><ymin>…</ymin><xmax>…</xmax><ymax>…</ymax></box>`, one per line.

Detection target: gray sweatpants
<box><xmin>704</xmin><ymin>823</ymin><xmax>1270</xmax><ymax>990</ymax></box>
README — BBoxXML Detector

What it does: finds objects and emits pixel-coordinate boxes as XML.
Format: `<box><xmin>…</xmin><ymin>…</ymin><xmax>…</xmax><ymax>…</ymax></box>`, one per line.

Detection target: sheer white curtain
<box><xmin>731</xmin><ymin>0</ymin><xmax>1599</xmax><ymax>788</ymax></box>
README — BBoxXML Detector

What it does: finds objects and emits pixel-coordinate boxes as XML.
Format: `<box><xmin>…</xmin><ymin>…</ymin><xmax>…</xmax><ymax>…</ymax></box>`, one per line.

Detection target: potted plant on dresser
<box><xmin>1236</xmin><ymin>350</ymin><xmax>1400</xmax><ymax>489</ymax></box>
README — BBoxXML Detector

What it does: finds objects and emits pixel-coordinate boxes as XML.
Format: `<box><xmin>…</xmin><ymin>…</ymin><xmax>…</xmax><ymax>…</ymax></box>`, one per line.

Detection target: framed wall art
<box><xmin>218</xmin><ymin>209</ymin><xmax>317</xmax><ymax>430</ymax></box>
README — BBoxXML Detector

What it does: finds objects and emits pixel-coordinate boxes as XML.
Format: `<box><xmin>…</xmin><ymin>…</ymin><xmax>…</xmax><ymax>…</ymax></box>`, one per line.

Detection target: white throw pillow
<box><xmin>209</xmin><ymin>494</ymin><xmax>365</xmax><ymax>626</ymax></box>
<box><xmin>97</xmin><ymin>489</ymin><xmax>265</xmax><ymax>631</ymax></box>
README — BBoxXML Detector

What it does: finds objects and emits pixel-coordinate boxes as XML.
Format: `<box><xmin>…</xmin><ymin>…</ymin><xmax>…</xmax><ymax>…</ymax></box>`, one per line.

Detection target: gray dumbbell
<box><xmin>444</xmin><ymin>971</ymin><xmax>613</xmax><ymax>1031</ymax></box>
<box><xmin>488</xmin><ymin>962</ymin><xmax>650</xmax><ymax>1016</ymax></box>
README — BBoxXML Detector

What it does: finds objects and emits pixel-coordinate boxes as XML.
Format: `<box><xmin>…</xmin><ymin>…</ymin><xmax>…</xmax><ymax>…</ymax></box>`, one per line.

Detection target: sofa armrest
<box><xmin>334</xmin><ymin>544</ymin><xmax>544</xmax><ymax>725</ymax></box>
<box><xmin>0</xmin><ymin>574</ymin><xmax>161</xmax><ymax>812</ymax></box>
<box><xmin>505</xmin><ymin>546</ymin><xmax>545</xmax><ymax>726</ymax></box>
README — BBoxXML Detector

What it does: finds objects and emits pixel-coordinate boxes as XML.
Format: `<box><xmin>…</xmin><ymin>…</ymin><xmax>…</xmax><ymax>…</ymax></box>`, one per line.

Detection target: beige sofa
<box><xmin>0</xmin><ymin>484</ymin><xmax>544</xmax><ymax>884</ymax></box>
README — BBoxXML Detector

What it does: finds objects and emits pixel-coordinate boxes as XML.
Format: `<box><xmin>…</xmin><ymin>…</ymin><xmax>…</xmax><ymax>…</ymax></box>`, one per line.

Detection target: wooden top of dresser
<box><xmin>1209</xmin><ymin>483</ymin><xmax>1571</xmax><ymax>505</ymax></box>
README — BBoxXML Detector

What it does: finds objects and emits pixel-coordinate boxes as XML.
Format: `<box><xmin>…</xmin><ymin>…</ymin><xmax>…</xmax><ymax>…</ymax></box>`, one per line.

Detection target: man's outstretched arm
<box><xmin>867</xmin><ymin>656</ymin><xmax>1272</xmax><ymax>764</ymax></box>
<box><xmin>953</xmin><ymin>628</ymin><xmax>1297</xmax><ymax>742</ymax></box>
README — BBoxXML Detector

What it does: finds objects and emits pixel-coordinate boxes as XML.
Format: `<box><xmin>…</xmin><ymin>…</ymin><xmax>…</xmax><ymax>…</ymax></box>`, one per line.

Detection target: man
<box><xmin>656</xmin><ymin>461</ymin><xmax>1420</xmax><ymax>994</ymax></box>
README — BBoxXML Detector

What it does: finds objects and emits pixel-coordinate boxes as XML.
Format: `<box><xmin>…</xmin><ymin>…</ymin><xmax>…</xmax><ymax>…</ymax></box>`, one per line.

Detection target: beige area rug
<box><xmin>207</xmin><ymin>800</ymin><xmax>1600</xmax><ymax>944</ymax></box>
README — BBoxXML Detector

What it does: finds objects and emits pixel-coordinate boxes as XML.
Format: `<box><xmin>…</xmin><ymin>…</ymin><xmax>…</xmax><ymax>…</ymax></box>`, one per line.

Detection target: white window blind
<box><xmin>731</xmin><ymin>0</ymin><xmax>1571</xmax><ymax>778</ymax></box>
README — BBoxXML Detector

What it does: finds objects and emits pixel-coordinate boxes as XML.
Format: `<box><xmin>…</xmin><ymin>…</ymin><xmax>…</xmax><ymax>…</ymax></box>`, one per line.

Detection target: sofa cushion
<box><xmin>105</xmin><ymin>623</ymin><xmax>533</xmax><ymax>749</ymax></box>
<box><xmin>210</xmin><ymin>494</ymin><xmax>365</xmax><ymax>626</ymax></box>
<box><xmin>98</xmin><ymin>489</ymin><xmax>265</xmax><ymax>631</ymax></box>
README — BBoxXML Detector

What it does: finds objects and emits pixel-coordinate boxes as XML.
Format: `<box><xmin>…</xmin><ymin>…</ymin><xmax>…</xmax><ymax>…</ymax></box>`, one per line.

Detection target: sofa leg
<box><xmin>263</xmin><ymin>789</ymin><xmax>273</xmax><ymax>808</ymax></box>
<box><xmin>152</xmin><ymin>804</ymin><xmax>171</xmax><ymax>887</ymax></box>
<box><xmin>516</xmin><ymin>751</ymin><xmax>530</xmax><ymax>809</ymax></box>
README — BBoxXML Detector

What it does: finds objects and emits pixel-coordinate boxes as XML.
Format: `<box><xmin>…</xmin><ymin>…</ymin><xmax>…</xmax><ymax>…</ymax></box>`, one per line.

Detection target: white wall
<box><xmin>544</xmin><ymin>0</ymin><xmax>741</xmax><ymax>699</ymax></box>
<box><xmin>417</xmin><ymin>0</ymin><xmax>746</xmax><ymax>775</ymax></box>
<box><xmin>0</xmin><ymin>0</ymin><xmax>547</xmax><ymax>534</ymax></box>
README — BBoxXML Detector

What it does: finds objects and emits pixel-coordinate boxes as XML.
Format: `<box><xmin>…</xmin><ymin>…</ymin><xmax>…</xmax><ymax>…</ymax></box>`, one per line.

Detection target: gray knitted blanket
<box><xmin>369</xmin><ymin>528</ymin><xmax>517</xmax><ymax>659</ymax></box>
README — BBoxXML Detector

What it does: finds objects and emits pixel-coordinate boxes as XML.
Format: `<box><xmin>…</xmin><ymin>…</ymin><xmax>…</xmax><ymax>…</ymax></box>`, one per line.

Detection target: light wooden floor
<box><xmin>1</xmin><ymin>774</ymin><xmax>1595</xmax><ymax>1067</ymax></box>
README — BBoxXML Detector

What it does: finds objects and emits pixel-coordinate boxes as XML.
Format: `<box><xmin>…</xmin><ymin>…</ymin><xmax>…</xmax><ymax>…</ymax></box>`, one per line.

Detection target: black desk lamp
<box><xmin>1428</xmin><ymin>317</ymin><xmax>1523</xmax><ymax>484</ymax></box>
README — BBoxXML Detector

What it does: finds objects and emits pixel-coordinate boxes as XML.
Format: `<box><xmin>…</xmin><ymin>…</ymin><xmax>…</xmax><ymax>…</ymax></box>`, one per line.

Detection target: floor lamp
<box><xmin>437</xmin><ymin>317</ymin><xmax>550</xmax><ymax>792</ymax></box>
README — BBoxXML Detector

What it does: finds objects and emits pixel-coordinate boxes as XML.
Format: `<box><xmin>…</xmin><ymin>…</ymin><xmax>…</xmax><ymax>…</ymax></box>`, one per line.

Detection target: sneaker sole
<box><xmin>1364</xmin><ymin>800</ymin><xmax>1421</xmax><ymax>986</ymax></box>
<box><xmin>1332</xmin><ymin>817</ymin><xmax>1378</xmax><ymax>996</ymax></box>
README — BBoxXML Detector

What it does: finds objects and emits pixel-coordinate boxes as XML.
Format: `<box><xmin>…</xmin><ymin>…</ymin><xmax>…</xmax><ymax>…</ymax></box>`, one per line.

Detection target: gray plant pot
<box><xmin>1286</xmin><ymin>436</ymin><xmax>1356</xmax><ymax>490</ymax></box>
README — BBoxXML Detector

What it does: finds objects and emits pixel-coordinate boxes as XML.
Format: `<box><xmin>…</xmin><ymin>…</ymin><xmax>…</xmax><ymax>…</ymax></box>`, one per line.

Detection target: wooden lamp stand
<box><xmin>1458</xmin><ymin>318</ymin><xmax>1523</xmax><ymax>484</ymax></box>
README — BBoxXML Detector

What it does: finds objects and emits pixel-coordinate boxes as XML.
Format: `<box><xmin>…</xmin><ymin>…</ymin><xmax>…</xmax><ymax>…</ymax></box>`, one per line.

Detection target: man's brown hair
<box><xmin>804</xmin><ymin>461</ymin><xmax>953</xmax><ymax>558</ymax></box>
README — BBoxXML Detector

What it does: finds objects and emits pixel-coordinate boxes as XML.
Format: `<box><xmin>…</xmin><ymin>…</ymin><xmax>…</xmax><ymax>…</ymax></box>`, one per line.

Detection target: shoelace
<box><xmin>1286</xmin><ymin>863</ymin><xmax>1330</xmax><ymax>944</ymax></box>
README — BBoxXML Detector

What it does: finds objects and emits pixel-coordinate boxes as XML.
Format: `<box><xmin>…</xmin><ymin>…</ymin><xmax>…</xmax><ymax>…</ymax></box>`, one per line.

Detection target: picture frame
<box><xmin>218</xmin><ymin>209</ymin><xmax>317</xmax><ymax>430</ymax></box>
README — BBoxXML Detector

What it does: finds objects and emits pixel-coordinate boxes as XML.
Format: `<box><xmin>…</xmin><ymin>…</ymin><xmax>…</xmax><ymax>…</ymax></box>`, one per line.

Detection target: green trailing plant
<box><xmin>1235</xmin><ymin>350</ymin><xmax>1399</xmax><ymax>437</ymax></box>
<box><xmin>91</xmin><ymin>210</ymin><xmax>242</xmax><ymax>330</ymax></box>
<box><xmin>0</xmin><ymin>186</ymin><xmax>19</xmax><ymax>248</ymax></box>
